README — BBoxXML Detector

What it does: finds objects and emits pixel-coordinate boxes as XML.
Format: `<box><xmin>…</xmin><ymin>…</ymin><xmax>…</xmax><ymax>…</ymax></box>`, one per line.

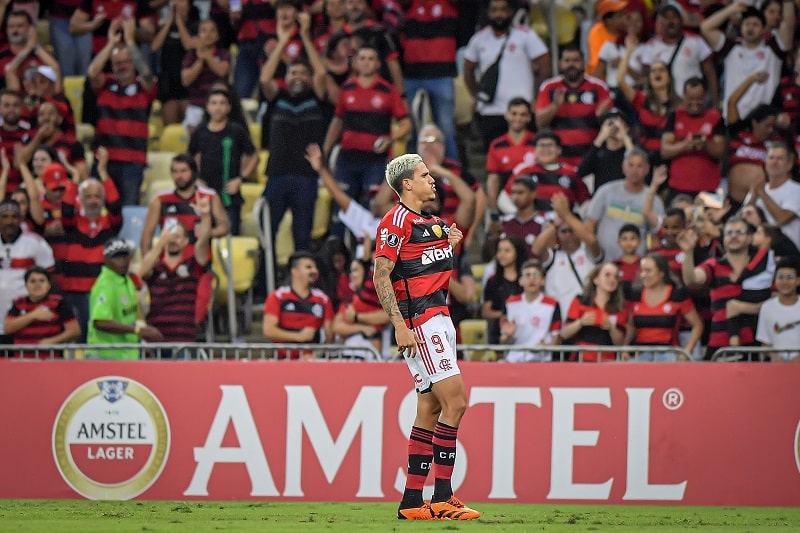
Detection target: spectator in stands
<box><xmin>0</xmin><ymin>10</ymin><xmax>60</xmax><ymax>92</ymax></box>
<box><xmin>561</xmin><ymin>261</ymin><xmax>628</xmax><ymax>362</ymax></box>
<box><xmin>595</xmin><ymin>9</ymin><xmax>643</xmax><ymax>99</ymax></box>
<box><xmin>332</xmin><ymin>257</ymin><xmax>389</xmax><ymax>359</ymax></box>
<box><xmin>0</xmin><ymin>198</ymin><xmax>55</xmax><ymax>344</ymax></box>
<box><xmin>532</xmin><ymin>193</ymin><xmax>603</xmax><ymax>316</ymax></box>
<box><xmin>9</xmin><ymin>144</ymin><xmax>55</xmax><ymax>229</ymax></box>
<box><xmin>151</xmin><ymin>0</ymin><xmax>197</xmax><ymax>125</ymax></box>
<box><xmin>50</xmin><ymin>0</ymin><xmax>92</xmax><ymax>77</ymax></box>
<box><xmin>400</xmin><ymin>0</ymin><xmax>459</xmax><ymax>160</ymax></box>
<box><xmin>701</xmin><ymin>2</ymin><xmax>794</xmax><ymax>123</ymax></box>
<box><xmin>756</xmin><ymin>258</ymin><xmax>800</xmax><ymax>362</ymax></box>
<box><xmin>261</xmin><ymin>11</ymin><xmax>328</xmax><ymax>253</ymax></box>
<box><xmin>481</xmin><ymin>235</ymin><xmax>525</xmax><ymax>344</ymax></box>
<box><xmin>0</xmin><ymin>90</ymin><xmax>32</xmax><ymax>194</ymax></box>
<box><xmin>483</xmin><ymin>173</ymin><xmax>543</xmax><ymax>261</ymax></box>
<box><xmin>322</xmin><ymin>28</ymin><xmax>351</xmax><ymax>109</ymax></box>
<box><xmin>749</xmin><ymin>143</ymin><xmax>800</xmax><ymax>251</ymax></box>
<box><xmin>4</xmin><ymin>266</ymin><xmax>80</xmax><ymax>357</ymax></box>
<box><xmin>87</xmin><ymin>17</ymin><xmax>157</xmax><ymax>206</ymax></box>
<box><xmin>342</xmin><ymin>0</ymin><xmax>405</xmax><ymax>94</ymax></box>
<box><xmin>726</xmin><ymin>96</ymin><xmax>780</xmax><ymax>205</ymax></box>
<box><xmin>613</xmin><ymin>223</ymin><xmax>641</xmax><ymax>301</ymax></box>
<box><xmin>230</xmin><ymin>0</ymin><xmax>277</xmax><ymax>98</ymax></box>
<box><xmin>140</xmin><ymin>153</ymin><xmax>230</xmax><ymax>324</ymax></box>
<box><xmin>536</xmin><ymin>45</ymin><xmax>612</xmax><ymax>167</ymax></box>
<box><xmin>322</xmin><ymin>44</ymin><xmax>411</xmax><ymax>229</ymax></box>
<box><xmin>629</xmin><ymin>2</ymin><xmax>718</xmax><ymax>105</ymax></box>
<box><xmin>315</xmin><ymin>235</ymin><xmax>353</xmax><ymax>311</ymax></box>
<box><xmin>617</xmin><ymin>34</ymin><xmax>679</xmax><ymax>167</ymax></box>
<box><xmin>577</xmin><ymin>108</ymin><xmax>635</xmax><ymax>193</ymax></box>
<box><xmin>752</xmin><ymin>222</ymin><xmax>800</xmax><ymax>262</ymax></box>
<box><xmin>775</xmin><ymin>53</ymin><xmax>800</xmax><ymax>155</ymax></box>
<box><xmin>499</xmin><ymin>260</ymin><xmax>562</xmax><ymax>362</ymax></box>
<box><xmin>70</xmin><ymin>0</ymin><xmax>156</xmax><ymax>58</ymax></box>
<box><xmin>623</xmin><ymin>253</ymin><xmax>701</xmax><ymax>361</ymax></box>
<box><xmin>485</xmin><ymin>97</ymin><xmax>537</xmax><ymax>214</ymax></box>
<box><xmin>501</xmin><ymin>130</ymin><xmax>590</xmax><ymax>215</ymax></box>
<box><xmin>17</xmin><ymin>101</ymin><xmax>87</xmax><ymax>181</ymax></box>
<box><xmin>188</xmin><ymin>88</ymin><xmax>258</xmax><ymax>235</ymax></box>
<box><xmin>262</xmin><ymin>250</ymin><xmax>335</xmax><ymax>358</ymax></box>
<box><xmin>181</xmin><ymin>19</ymin><xmax>231</xmax><ymax>133</ymax></box>
<box><xmin>660</xmin><ymin>77</ymin><xmax>726</xmax><ymax>204</ymax></box>
<box><xmin>139</xmin><ymin>194</ymin><xmax>212</xmax><ymax>353</ymax></box>
<box><xmin>314</xmin><ymin>0</ymin><xmax>347</xmax><ymax>56</ymax></box>
<box><xmin>6</xmin><ymin>63</ymin><xmax>77</xmax><ymax>136</ymax></box>
<box><xmin>587</xmin><ymin>149</ymin><xmax>665</xmax><ymax>260</ymax></box>
<box><xmin>586</xmin><ymin>0</ymin><xmax>629</xmax><ymax>78</ymax></box>
<box><xmin>32</xmin><ymin>161</ymin><xmax>73</xmax><ymax>280</ymax></box>
<box><xmin>463</xmin><ymin>0</ymin><xmax>551</xmax><ymax>149</ymax></box>
<box><xmin>57</xmin><ymin>149</ymin><xmax>122</xmax><ymax>342</ymax></box>
<box><xmin>87</xmin><ymin>238</ymin><xmax>163</xmax><ymax>360</ymax></box>
<box><xmin>679</xmin><ymin>215</ymin><xmax>775</xmax><ymax>360</ymax></box>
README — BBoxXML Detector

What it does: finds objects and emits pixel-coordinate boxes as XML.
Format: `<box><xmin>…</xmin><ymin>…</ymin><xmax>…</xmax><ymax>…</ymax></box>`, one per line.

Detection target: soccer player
<box><xmin>373</xmin><ymin>153</ymin><xmax>480</xmax><ymax>521</ymax></box>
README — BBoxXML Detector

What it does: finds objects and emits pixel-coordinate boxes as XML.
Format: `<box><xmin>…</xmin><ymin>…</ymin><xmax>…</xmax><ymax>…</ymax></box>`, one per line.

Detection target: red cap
<box><xmin>41</xmin><ymin>163</ymin><xmax>68</xmax><ymax>190</ymax></box>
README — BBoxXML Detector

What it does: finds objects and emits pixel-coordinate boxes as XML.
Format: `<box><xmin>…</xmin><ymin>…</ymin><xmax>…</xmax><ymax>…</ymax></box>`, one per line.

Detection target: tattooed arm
<box><xmin>374</xmin><ymin>256</ymin><xmax>421</xmax><ymax>357</ymax></box>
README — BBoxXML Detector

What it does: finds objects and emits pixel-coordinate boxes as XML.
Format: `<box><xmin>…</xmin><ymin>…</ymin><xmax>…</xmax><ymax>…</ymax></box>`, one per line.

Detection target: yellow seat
<box><xmin>274</xmin><ymin>187</ymin><xmax>332</xmax><ymax>265</ymax></box>
<box><xmin>158</xmin><ymin>124</ymin><xmax>189</xmax><ymax>152</ymax></box>
<box><xmin>454</xmin><ymin>76</ymin><xmax>474</xmax><ymax>127</ymax></box>
<box><xmin>240</xmin><ymin>182</ymin><xmax>263</xmax><ymax>221</ymax></box>
<box><xmin>142</xmin><ymin>151</ymin><xmax>178</xmax><ymax>200</ymax></box>
<box><xmin>471</xmin><ymin>263</ymin><xmax>487</xmax><ymax>302</ymax></box>
<box><xmin>459</xmin><ymin>319</ymin><xmax>491</xmax><ymax>361</ymax></box>
<box><xmin>76</xmin><ymin>123</ymin><xmax>95</xmax><ymax>146</ymax></box>
<box><xmin>530</xmin><ymin>5</ymin><xmax>577</xmax><ymax>46</ymax></box>
<box><xmin>63</xmin><ymin>76</ymin><xmax>85</xmax><ymax>124</ymax></box>
<box><xmin>241</xmin><ymin>98</ymin><xmax>259</xmax><ymax>123</ymax></box>
<box><xmin>212</xmin><ymin>236</ymin><xmax>260</xmax><ymax>334</ymax></box>
<box><xmin>256</xmin><ymin>150</ymin><xmax>269</xmax><ymax>183</ymax></box>
<box><xmin>146</xmin><ymin>179</ymin><xmax>174</xmax><ymax>204</ymax></box>
<box><xmin>248</xmin><ymin>123</ymin><xmax>262</xmax><ymax>150</ymax></box>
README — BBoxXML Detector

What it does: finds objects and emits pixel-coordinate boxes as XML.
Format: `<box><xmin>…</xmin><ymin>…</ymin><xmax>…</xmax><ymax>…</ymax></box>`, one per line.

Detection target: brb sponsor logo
<box><xmin>421</xmin><ymin>245</ymin><xmax>453</xmax><ymax>265</ymax></box>
<box><xmin>52</xmin><ymin>377</ymin><xmax>170</xmax><ymax>500</ymax></box>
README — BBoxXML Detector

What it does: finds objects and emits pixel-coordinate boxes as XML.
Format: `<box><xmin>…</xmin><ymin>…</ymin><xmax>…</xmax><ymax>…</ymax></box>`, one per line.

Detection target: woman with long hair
<box><xmin>482</xmin><ymin>235</ymin><xmax>526</xmax><ymax>344</ymax></box>
<box><xmin>624</xmin><ymin>253</ymin><xmax>703</xmax><ymax>361</ymax></box>
<box><xmin>617</xmin><ymin>35</ymin><xmax>680</xmax><ymax>167</ymax></box>
<box><xmin>561</xmin><ymin>262</ymin><xmax>628</xmax><ymax>362</ymax></box>
<box><xmin>332</xmin><ymin>257</ymin><xmax>389</xmax><ymax>359</ymax></box>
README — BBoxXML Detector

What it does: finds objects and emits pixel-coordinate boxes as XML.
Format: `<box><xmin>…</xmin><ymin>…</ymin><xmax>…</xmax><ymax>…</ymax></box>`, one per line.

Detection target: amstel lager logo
<box><xmin>52</xmin><ymin>377</ymin><xmax>170</xmax><ymax>500</ymax></box>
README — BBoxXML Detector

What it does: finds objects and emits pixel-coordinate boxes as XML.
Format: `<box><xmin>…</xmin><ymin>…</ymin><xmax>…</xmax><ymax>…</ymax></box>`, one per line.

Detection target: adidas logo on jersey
<box><xmin>421</xmin><ymin>245</ymin><xmax>453</xmax><ymax>265</ymax></box>
<box><xmin>422</xmin><ymin>229</ymin><xmax>430</xmax><ymax>237</ymax></box>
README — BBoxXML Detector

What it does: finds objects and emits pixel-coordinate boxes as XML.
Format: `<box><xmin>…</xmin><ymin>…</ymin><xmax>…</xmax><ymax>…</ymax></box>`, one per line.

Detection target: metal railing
<box><xmin>458</xmin><ymin>344</ymin><xmax>693</xmax><ymax>363</ymax></box>
<box><xmin>711</xmin><ymin>346</ymin><xmax>800</xmax><ymax>362</ymax></box>
<box><xmin>0</xmin><ymin>343</ymin><xmax>383</xmax><ymax>361</ymax></box>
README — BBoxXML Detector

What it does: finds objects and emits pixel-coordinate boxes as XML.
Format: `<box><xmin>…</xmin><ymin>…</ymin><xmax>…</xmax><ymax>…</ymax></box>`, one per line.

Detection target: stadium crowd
<box><xmin>1</xmin><ymin>0</ymin><xmax>800</xmax><ymax>362</ymax></box>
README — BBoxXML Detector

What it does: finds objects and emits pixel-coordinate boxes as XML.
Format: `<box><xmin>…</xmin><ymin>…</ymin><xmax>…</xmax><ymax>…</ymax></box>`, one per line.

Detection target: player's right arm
<box><xmin>373</xmin><ymin>256</ymin><xmax>420</xmax><ymax>357</ymax></box>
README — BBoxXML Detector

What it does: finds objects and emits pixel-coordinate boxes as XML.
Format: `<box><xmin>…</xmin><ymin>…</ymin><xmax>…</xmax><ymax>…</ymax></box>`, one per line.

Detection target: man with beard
<box><xmin>629</xmin><ymin>2</ymin><xmax>718</xmax><ymax>104</ymax></box>
<box><xmin>680</xmin><ymin>215</ymin><xmax>775</xmax><ymax>360</ymax></box>
<box><xmin>0</xmin><ymin>198</ymin><xmax>55</xmax><ymax>345</ymax></box>
<box><xmin>0</xmin><ymin>90</ymin><xmax>31</xmax><ymax>194</ymax></box>
<box><xmin>260</xmin><ymin>10</ymin><xmax>327</xmax><ymax>254</ymax></box>
<box><xmin>87</xmin><ymin>17</ymin><xmax>157</xmax><ymax>206</ymax></box>
<box><xmin>17</xmin><ymin>101</ymin><xmax>87</xmax><ymax>180</ymax></box>
<box><xmin>140</xmin><ymin>195</ymin><xmax>212</xmax><ymax>353</ymax></box>
<box><xmin>262</xmin><ymin>250</ymin><xmax>334</xmax><ymax>359</ymax></box>
<box><xmin>0</xmin><ymin>10</ymin><xmax>59</xmax><ymax>92</ymax></box>
<box><xmin>140</xmin><ymin>153</ymin><xmax>230</xmax><ymax>324</ymax></box>
<box><xmin>535</xmin><ymin>46</ymin><xmax>612</xmax><ymax>167</ymax></box>
<box><xmin>701</xmin><ymin>2</ymin><xmax>794</xmax><ymax>122</ymax></box>
<box><xmin>56</xmin><ymin>147</ymin><xmax>122</xmax><ymax>341</ymax></box>
<box><xmin>5</xmin><ymin>64</ymin><xmax>76</xmax><ymax>135</ymax></box>
<box><xmin>463</xmin><ymin>0</ymin><xmax>550</xmax><ymax>149</ymax></box>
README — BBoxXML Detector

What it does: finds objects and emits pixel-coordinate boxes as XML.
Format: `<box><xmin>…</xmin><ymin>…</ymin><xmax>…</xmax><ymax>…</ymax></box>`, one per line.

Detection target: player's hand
<box><xmin>396</xmin><ymin>325</ymin><xmax>421</xmax><ymax>358</ymax></box>
<box><xmin>447</xmin><ymin>223</ymin><xmax>462</xmax><ymax>249</ymax></box>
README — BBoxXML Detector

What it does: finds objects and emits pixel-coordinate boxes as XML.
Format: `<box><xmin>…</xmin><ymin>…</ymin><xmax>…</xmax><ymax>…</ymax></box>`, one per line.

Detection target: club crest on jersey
<box><xmin>432</xmin><ymin>225</ymin><xmax>443</xmax><ymax>238</ymax></box>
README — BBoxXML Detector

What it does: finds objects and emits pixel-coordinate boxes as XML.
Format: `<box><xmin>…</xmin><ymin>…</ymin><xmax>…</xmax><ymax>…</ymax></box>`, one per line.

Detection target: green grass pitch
<box><xmin>1</xmin><ymin>500</ymin><xmax>800</xmax><ymax>532</ymax></box>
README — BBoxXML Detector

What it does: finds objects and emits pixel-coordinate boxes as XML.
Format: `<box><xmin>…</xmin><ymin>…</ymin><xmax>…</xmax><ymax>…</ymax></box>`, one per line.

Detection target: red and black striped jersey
<box><xmin>0</xmin><ymin>47</ymin><xmax>42</xmax><ymax>89</ymax></box>
<box><xmin>629</xmin><ymin>284</ymin><xmax>694</xmax><ymax>346</ymax></box>
<box><xmin>504</xmin><ymin>162</ymin><xmax>590</xmax><ymax>211</ymax></box>
<box><xmin>777</xmin><ymin>75</ymin><xmax>800</xmax><ymax>126</ymax></box>
<box><xmin>78</xmin><ymin>0</ymin><xmax>156</xmax><ymax>54</ymax></box>
<box><xmin>0</xmin><ymin>124</ymin><xmax>32</xmax><ymax>193</ymax></box>
<box><xmin>535</xmin><ymin>76</ymin><xmax>611</xmax><ymax>166</ymax></box>
<box><xmin>699</xmin><ymin>247</ymin><xmax>773</xmax><ymax>348</ymax></box>
<box><xmin>727</xmin><ymin>129</ymin><xmax>774</xmax><ymax>167</ymax></box>
<box><xmin>157</xmin><ymin>186</ymin><xmax>218</xmax><ymax>259</ymax></box>
<box><xmin>7</xmin><ymin>293</ymin><xmax>77</xmax><ymax>358</ymax></box>
<box><xmin>566</xmin><ymin>294</ymin><xmax>628</xmax><ymax>361</ymax></box>
<box><xmin>401</xmin><ymin>0</ymin><xmax>457</xmax><ymax>79</ymax></box>
<box><xmin>335</xmin><ymin>75</ymin><xmax>408</xmax><ymax>154</ymax></box>
<box><xmin>486</xmin><ymin>131</ymin><xmax>537</xmax><ymax>190</ymax></box>
<box><xmin>613</xmin><ymin>255</ymin><xmax>641</xmax><ymax>303</ymax></box>
<box><xmin>375</xmin><ymin>203</ymin><xmax>454</xmax><ymax>327</ymax></box>
<box><xmin>263</xmin><ymin>286</ymin><xmax>335</xmax><ymax>358</ymax></box>
<box><xmin>145</xmin><ymin>257</ymin><xmax>205</xmax><ymax>342</ymax></box>
<box><xmin>238</xmin><ymin>0</ymin><xmax>277</xmax><ymax>42</ymax></box>
<box><xmin>57</xmin><ymin>179</ymin><xmax>122</xmax><ymax>293</ymax></box>
<box><xmin>631</xmin><ymin>90</ymin><xmax>669</xmax><ymax>156</ymax></box>
<box><xmin>94</xmin><ymin>74</ymin><xmax>156</xmax><ymax>165</ymax></box>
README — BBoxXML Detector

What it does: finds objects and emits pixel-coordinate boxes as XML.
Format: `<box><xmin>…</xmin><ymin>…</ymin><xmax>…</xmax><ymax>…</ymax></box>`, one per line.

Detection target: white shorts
<box><xmin>404</xmin><ymin>314</ymin><xmax>461</xmax><ymax>392</ymax></box>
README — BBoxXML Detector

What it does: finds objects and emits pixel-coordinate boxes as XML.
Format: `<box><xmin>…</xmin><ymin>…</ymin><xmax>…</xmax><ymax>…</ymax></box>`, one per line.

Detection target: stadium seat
<box><xmin>241</xmin><ymin>98</ymin><xmax>259</xmax><ymax>123</ymax></box>
<box><xmin>146</xmin><ymin>179</ymin><xmax>174</xmax><ymax>205</ymax></box>
<box><xmin>119</xmin><ymin>206</ymin><xmax>150</xmax><ymax>257</ymax></box>
<box><xmin>256</xmin><ymin>150</ymin><xmax>269</xmax><ymax>184</ymax></box>
<box><xmin>274</xmin><ymin>187</ymin><xmax>332</xmax><ymax>266</ymax></box>
<box><xmin>212</xmin><ymin>236</ymin><xmax>260</xmax><ymax>335</ymax></box>
<box><xmin>142</xmin><ymin>151</ymin><xmax>178</xmax><ymax>202</ymax></box>
<box><xmin>249</xmin><ymin>123</ymin><xmax>262</xmax><ymax>151</ymax></box>
<box><xmin>158</xmin><ymin>124</ymin><xmax>189</xmax><ymax>152</ymax></box>
<box><xmin>239</xmin><ymin>182</ymin><xmax>263</xmax><ymax>237</ymax></box>
<box><xmin>454</xmin><ymin>76</ymin><xmax>474</xmax><ymax>127</ymax></box>
<box><xmin>471</xmin><ymin>263</ymin><xmax>487</xmax><ymax>302</ymax></box>
<box><xmin>76</xmin><ymin>123</ymin><xmax>95</xmax><ymax>146</ymax></box>
<box><xmin>529</xmin><ymin>4</ymin><xmax>577</xmax><ymax>46</ymax></box>
<box><xmin>63</xmin><ymin>76</ymin><xmax>85</xmax><ymax>123</ymax></box>
<box><xmin>459</xmin><ymin>319</ymin><xmax>491</xmax><ymax>361</ymax></box>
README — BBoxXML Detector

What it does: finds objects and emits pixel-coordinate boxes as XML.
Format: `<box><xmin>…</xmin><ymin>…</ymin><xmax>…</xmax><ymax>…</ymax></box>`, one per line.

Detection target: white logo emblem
<box><xmin>421</xmin><ymin>246</ymin><xmax>454</xmax><ymax>265</ymax></box>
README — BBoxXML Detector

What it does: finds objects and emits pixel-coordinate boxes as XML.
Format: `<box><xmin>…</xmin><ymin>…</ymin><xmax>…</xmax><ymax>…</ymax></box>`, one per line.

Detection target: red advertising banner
<box><xmin>0</xmin><ymin>360</ymin><xmax>798</xmax><ymax>505</ymax></box>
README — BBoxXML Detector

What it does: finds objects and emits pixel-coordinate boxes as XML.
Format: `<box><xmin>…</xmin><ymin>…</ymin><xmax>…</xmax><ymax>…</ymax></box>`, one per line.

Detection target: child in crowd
<box><xmin>756</xmin><ymin>258</ymin><xmax>800</xmax><ymax>362</ymax></box>
<box><xmin>613</xmin><ymin>224</ymin><xmax>642</xmax><ymax>301</ymax></box>
<box><xmin>500</xmin><ymin>260</ymin><xmax>562</xmax><ymax>362</ymax></box>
